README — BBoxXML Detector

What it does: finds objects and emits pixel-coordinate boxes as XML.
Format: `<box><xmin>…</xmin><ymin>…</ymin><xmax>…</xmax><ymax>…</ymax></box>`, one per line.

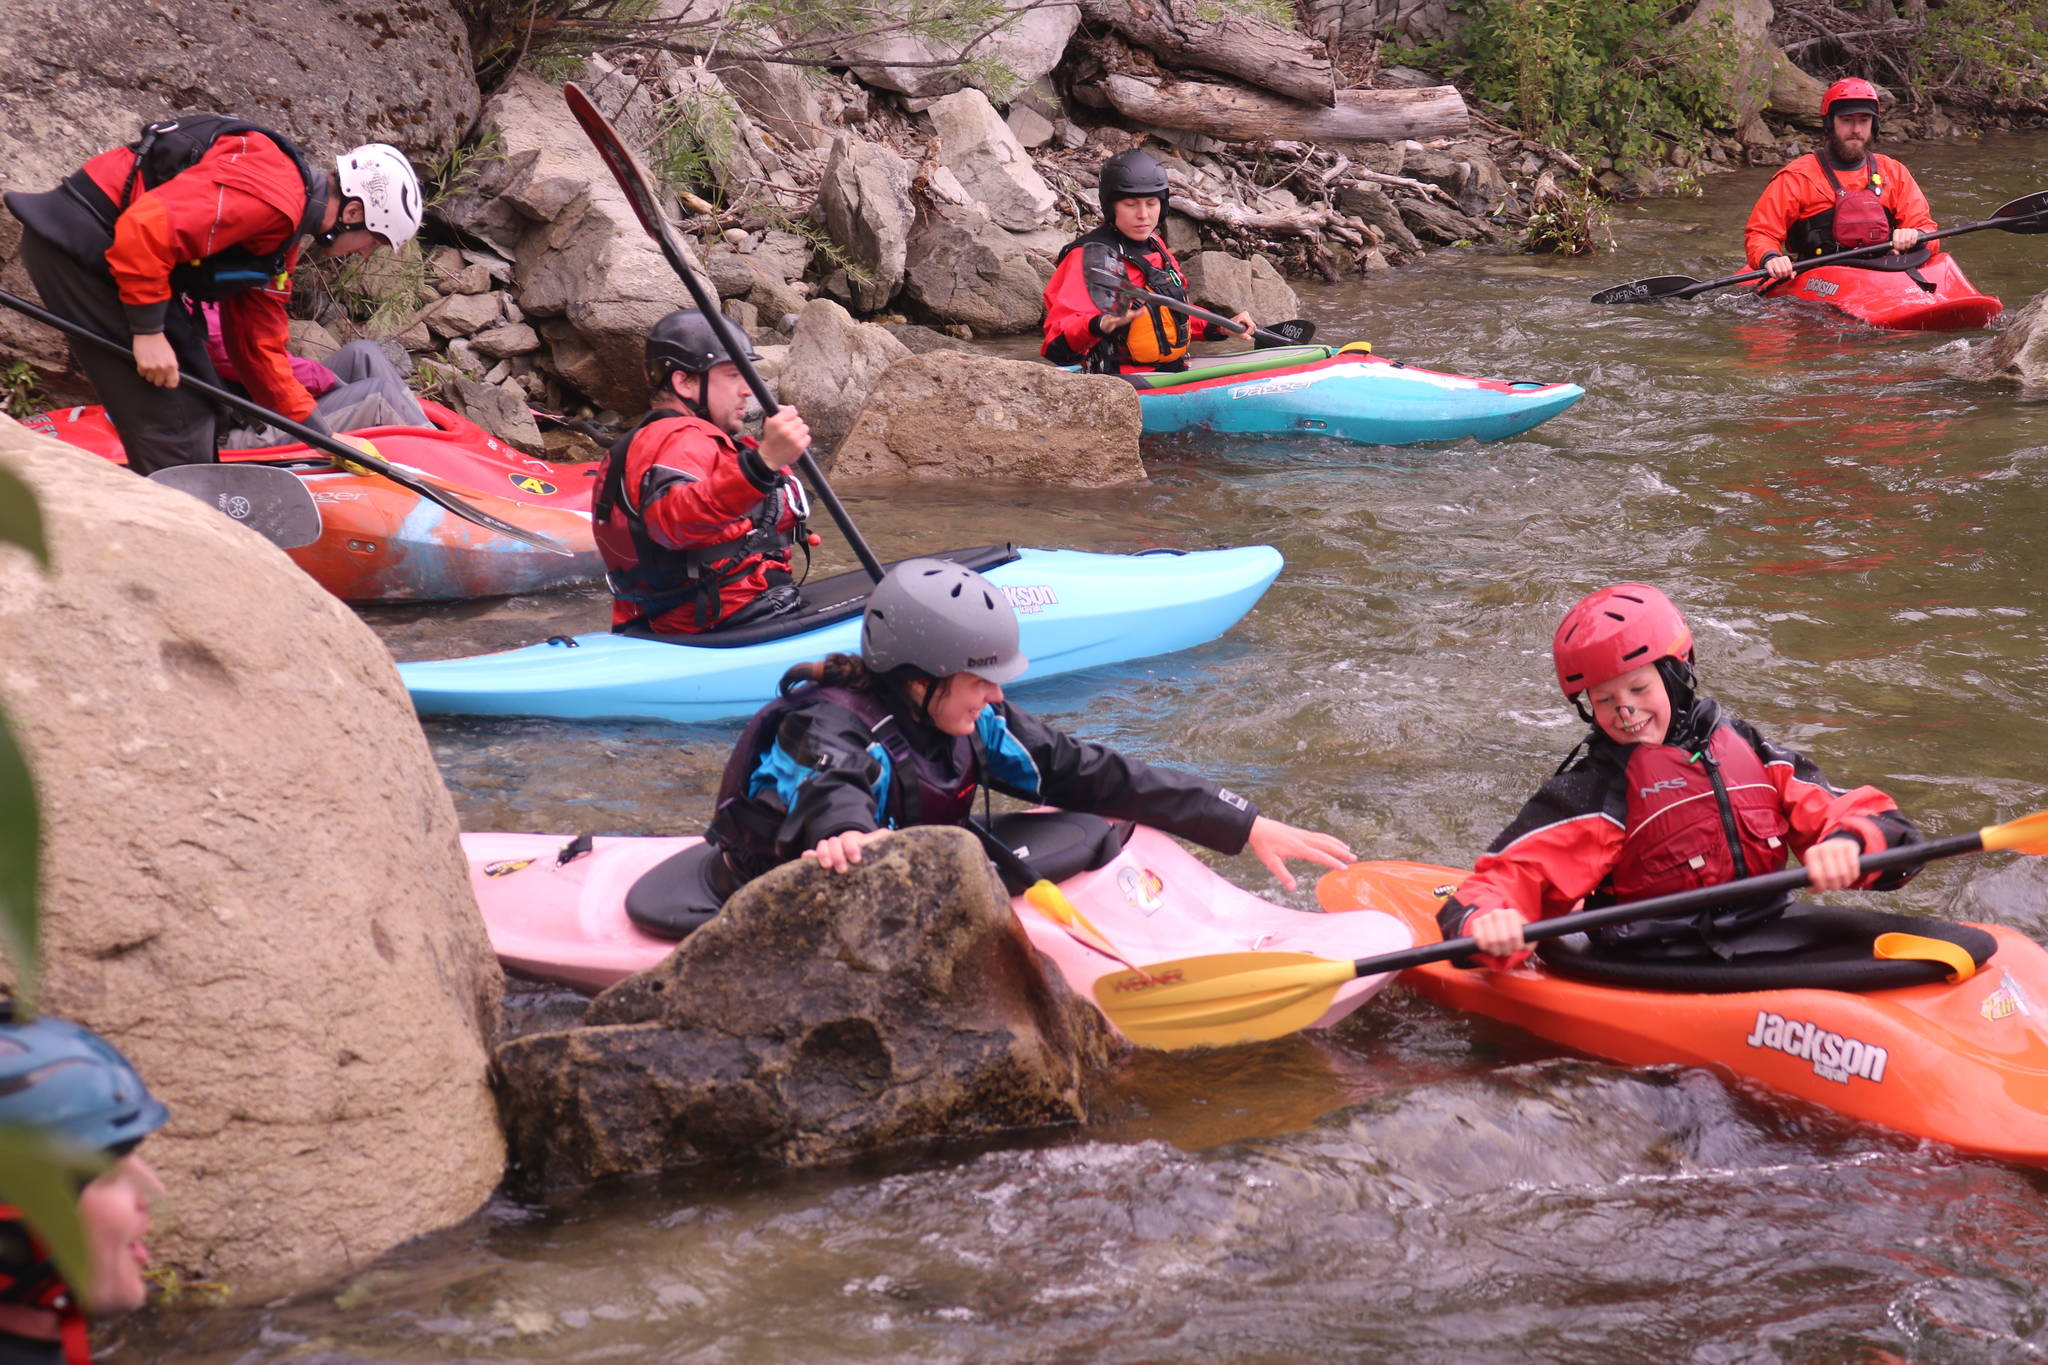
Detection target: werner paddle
<box><xmin>1095</xmin><ymin>807</ymin><xmax>2048</xmax><ymax>1050</ymax></box>
<box><xmin>1082</xmin><ymin>268</ymin><xmax>1317</xmax><ymax>347</ymax></box>
<box><xmin>1591</xmin><ymin>191</ymin><xmax>2048</xmax><ymax>305</ymax></box>
<box><xmin>0</xmin><ymin>288</ymin><xmax>569</xmax><ymax>555</ymax></box>
<box><xmin>561</xmin><ymin>81</ymin><xmax>887</xmax><ymax>586</ymax></box>
<box><xmin>964</xmin><ymin>815</ymin><xmax>1152</xmax><ymax>978</ymax></box>
<box><xmin>147</xmin><ymin>463</ymin><xmax>322</xmax><ymax>548</ymax></box>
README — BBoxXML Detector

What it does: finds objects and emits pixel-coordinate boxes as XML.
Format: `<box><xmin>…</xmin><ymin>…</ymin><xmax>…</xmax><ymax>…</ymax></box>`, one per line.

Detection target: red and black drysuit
<box><xmin>1440</xmin><ymin>698</ymin><xmax>1922</xmax><ymax>970</ymax></box>
<box><xmin>1744</xmin><ymin>150</ymin><xmax>1938</xmax><ymax>271</ymax></box>
<box><xmin>705</xmin><ymin>680</ymin><xmax>1259</xmax><ymax>883</ymax></box>
<box><xmin>594</xmin><ymin>407</ymin><xmax>807</xmax><ymax>635</ymax></box>
<box><xmin>4</xmin><ymin>115</ymin><xmax>329</xmax><ymax>473</ymax></box>
<box><xmin>1040</xmin><ymin>225</ymin><xmax>1228</xmax><ymax>375</ymax></box>
<box><xmin>0</xmin><ymin>1203</ymin><xmax>87</xmax><ymax>1365</ymax></box>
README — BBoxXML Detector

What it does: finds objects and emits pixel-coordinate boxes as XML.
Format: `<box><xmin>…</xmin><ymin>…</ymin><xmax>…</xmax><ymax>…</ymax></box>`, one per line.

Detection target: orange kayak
<box><xmin>1319</xmin><ymin>860</ymin><xmax>2048</xmax><ymax>1164</ymax></box>
<box><xmin>24</xmin><ymin>401</ymin><xmax>603</xmax><ymax>604</ymax></box>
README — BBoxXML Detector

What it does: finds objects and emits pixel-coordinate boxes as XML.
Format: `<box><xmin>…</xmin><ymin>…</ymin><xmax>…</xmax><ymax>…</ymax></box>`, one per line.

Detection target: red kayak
<box><xmin>1319</xmin><ymin>861</ymin><xmax>2048</xmax><ymax>1164</ymax></box>
<box><xmin>1752</xmin><ymin>250</ymin><xmax>2001</xmax><ymax>332</ymax></box>
<box><xmin>23</xmin><ymin>401</ymin><xmax>603</xmax><ymax>603</ymax></box>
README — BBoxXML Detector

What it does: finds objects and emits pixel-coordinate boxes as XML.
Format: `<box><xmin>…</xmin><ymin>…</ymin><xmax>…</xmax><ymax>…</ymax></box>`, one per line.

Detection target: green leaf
<box><xmin>0</xmin><ymin>1127</ymin><xmax>102</xmax><ymax>1297</ymax></box>
<box><xmin>0</xmin><ymin>465</ymin><xmax>48</xmax><ymax>568</ymax></box>
<box><xmin>0</xmin><ymin>706</ymin><xmax>36</xmax><ymax>1014</ymax></box>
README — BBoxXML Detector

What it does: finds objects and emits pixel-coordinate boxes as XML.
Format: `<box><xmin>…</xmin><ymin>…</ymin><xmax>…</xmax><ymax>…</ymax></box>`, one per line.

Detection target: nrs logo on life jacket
<box><xmin>1743</xmin><ymin>1010</ymin><xmax>1888</xmax><ymax>1084</ymax></box>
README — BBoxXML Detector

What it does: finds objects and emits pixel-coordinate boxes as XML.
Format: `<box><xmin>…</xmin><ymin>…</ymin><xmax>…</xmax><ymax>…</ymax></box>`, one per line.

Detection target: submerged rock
<box><xmin>1960</xmin><ymin>287</ymin><xmax>2048</xmax><ymax>386</ymax></box>
<box><xmin>491</xmin><ymin>827</ymin><xmax>1117</xmax><ymax>1189</ymax></box>
<box><xmin>833</xmin><ymin>351</ymin><xmax>1147</xmax><ymax>486</ymax></box>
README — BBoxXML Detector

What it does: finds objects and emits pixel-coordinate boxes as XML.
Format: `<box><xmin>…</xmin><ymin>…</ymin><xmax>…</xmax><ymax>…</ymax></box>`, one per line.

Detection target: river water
<box><xmin>121</xmin><ymin>136</ymin><xmax>2048</xmax><ymax>1362</ymax></box>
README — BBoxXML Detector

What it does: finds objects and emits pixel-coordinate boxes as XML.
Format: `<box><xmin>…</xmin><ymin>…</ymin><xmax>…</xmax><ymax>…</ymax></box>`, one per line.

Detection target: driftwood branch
<box><xmin>1075</xmin><ymin>0</ymin><xmax>1335</xmax><ymax>106</ymax></box>
<box><xmin>1078</xmin><ymin>74</ymin><xmax>1468</xmax><ymax>143</ymax></box>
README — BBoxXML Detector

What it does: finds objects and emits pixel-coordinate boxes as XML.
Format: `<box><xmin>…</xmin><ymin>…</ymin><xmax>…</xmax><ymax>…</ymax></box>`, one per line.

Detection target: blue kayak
<box><xmin>398</xmin><ymin>543</ymin><xmax>1282</xmax><ymax>724</ymax></box>
<box><xmin>1120</xmin><ymin>345</ymin><xmax>1583</xmax><ymax>445</ymax></box>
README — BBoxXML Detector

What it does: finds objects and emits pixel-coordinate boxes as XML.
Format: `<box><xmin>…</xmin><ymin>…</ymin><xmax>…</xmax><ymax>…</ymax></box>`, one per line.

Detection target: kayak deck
<box><xmin>465</xmin><ymin>825</ymin><xmax>1415</xmax><ymax>1046</ymax></box>
<box><xmin>1319</xmin><ymin>860</ymin><xmax>2048</xmax><ymax>1164</ymax></box>
<box><xmin>1752</xmin><ymin>250</ymin><xmax>2001</xmax><ymax>332</ymax></box>
<box><xmin>400</xmin><ymin>543</ymin><xmax>1283</xmax><ymax>723</ymax></box>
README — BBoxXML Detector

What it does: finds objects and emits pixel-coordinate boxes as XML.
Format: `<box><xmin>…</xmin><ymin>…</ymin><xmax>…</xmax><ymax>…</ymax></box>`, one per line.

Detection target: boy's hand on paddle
<box><xmin>1804</xmin><ymin>835</ymin><xmax>1864</xmax><ymax>892</ymax></box>
<box><xmin>132</xmin><ymin>332</ymin><xmax>179</xmax><ymax>387</ymax></box>
<box><xmin>803</xmin><ymin>827</ymin><xmax>891</xmax><ymax>874</ymax></box>
<box><xmin>1465</xmin><ymin>907</ymin><xmax>1528</xmax><ymax>958</ymax></box>
<box><xmin>1245</xmin><ymin>816</ymin><xmax>1353</xmax><ymax>892</ymax></box>
<box><xmin>1095</xmin><ymin>304</ymin><xmax>1144</xmax><ymax>335</ymax></box>
<box><xmin>1225</xmin><ymin>310</ymin><xmax>1254</xmax><ymax>335</ymax></box>
<box><xmin>1891</xmin><ymin>227</ymin><xmax>1922</xmax><ymax>254</ymax></box>
<box><xmin>1762</xmin><ymin>254</ymin><xmax>1794</xmax><ymax>281</ymax></box>
<box><xmin>759</xmin><ymin>406</ymin><xmax>810</xmax><ymax>469</ymax></box>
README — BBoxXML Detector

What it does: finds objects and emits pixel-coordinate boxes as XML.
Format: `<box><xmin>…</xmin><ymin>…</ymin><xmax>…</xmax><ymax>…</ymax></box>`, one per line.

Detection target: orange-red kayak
<box><xmin>23</xmin><ymin>401</ymin><xmax>603</xmax><ymax>604</ymax></box>
<box><xmin>1749</xmin><ymin>251</ymin><xmax>2001</xmax><ymax>332</ymax></box>
<box><xmin>1319</xmin><ymin>860</ymin><xmax>2048</xmax><ymax>1164</ymax></box>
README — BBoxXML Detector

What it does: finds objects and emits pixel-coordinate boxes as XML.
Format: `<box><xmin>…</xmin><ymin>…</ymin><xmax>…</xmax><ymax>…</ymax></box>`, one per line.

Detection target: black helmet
<box><xmin>644</xmin><ymin>309</ymin><xmax>762</xmax><ymax>389</ymax></box>
<box><xmin>1097</xmin><ymin>149</ymin><xmax>1170</xmax><ymax>222</ymax></box>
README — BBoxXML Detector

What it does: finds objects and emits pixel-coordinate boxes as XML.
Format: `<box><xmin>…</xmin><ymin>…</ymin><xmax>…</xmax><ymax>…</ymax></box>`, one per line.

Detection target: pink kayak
<box><xmin>464</xmin><ymin>815</ymin><xmax>1415</xmax><ymax>1047</ymax></box>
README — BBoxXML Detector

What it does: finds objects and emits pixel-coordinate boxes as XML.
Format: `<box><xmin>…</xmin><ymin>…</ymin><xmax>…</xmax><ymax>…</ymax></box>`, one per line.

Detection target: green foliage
<box><xmin>1193</xmin><ymin>0</ymin><xmax>1297</xmax><ymax>27</ymax></box>
<box><xmin>0</xmin><ymin>1130</ymin><xmax>102</xmax><ymax>1300</ymax></box>
<box><xmin>1442</xmin><ymin>0</ymin><xmax>1738</xmax><ymax>172</ymax></box>
<box><xmin>1520</xmin><ymin>179</ymin><xmax>1615</xmax><ymax>255</ymax></box>
<box><xmin>320</xmin><ymin>245</ymin><xmax>434</xmax><ymax>337</ymax></box>
<box><xmin>0</xmin><ymin>361</ymin><xmax>40</xmax><ymax>420</ymax></box>
<box><xmin>424</xmin><ymin>131</ymin><xmax>506</xmax><ymax>212</ymax></box>
<box><xmin>1912</xmin><ymin>0</ymin><xmax>2048</xmax><ymax>101</ymax></box>
<box><xmin>650</xmin><ymin>85</ymin><xmax>745</xmax><ymax>207</ymax></box>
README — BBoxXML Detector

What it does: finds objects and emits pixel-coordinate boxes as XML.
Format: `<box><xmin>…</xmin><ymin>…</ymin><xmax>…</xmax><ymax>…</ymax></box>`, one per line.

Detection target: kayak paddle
<box><xmin>964</xmin><ymin>815</ymin><xmax>1153</xmax><ymax>979</ymax></box>
<box><xmin>1083</xmin><ymin>268</ymin><xmax>1317</xmax><ymax>347</ymax></box>
<box><xmin>1095</xmin><ymin>806</ymin><xmax>2048</xmax><ymax>1050</ymax></box>
<box><xmin>0</xmin><ymin>288</ymin><xmax>570</xmax><ymax>556</ymax></box>
<box><xmin>562</xmin><ymin>81</ymin><xmax>887</xmax><ymax>585</ymax></box>
<box><xmin>1590</xmin><ymin>190</ymin><xmax>2048</xmax><ymax>305</ymax></box>
<box><xmin>147</xmin><ymin>462</ymin><xmax>322</xmax><ymax>548</ymax></box>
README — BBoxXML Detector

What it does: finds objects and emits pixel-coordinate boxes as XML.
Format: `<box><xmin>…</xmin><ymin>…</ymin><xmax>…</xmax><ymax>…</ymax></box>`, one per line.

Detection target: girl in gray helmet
<box><xmin>699</xmin><ymin>558</ymin><xmax>1351</xmax><ymax>901</ymax></box>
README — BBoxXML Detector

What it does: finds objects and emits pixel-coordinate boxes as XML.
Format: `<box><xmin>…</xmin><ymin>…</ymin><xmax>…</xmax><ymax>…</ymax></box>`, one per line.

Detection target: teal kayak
<box><xmin>398</xmin><ymin>543</ymin><xmax>1282</xmax><ymax>723</ymax></box>
<box><xmin>1115</xmin><ymin>345</ymin><xmax>1584</xmax><ymax>445</ymax></box>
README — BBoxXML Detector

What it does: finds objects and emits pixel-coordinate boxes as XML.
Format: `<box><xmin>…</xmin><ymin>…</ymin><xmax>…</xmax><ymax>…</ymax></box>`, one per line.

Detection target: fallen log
<box><xmin>1080</xmin><ymin>74</ymin><xmax>1469</xmax><ymax>144</ymax></box>
<box><xmin>1077</xmin><ymin>0</ymin><xmax>1335</xmax><ymax>106</ymax></box>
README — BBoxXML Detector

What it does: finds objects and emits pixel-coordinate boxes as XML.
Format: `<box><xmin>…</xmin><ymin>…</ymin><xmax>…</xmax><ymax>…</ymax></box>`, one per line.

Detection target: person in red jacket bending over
<box><xmin>1444</xmin><ymin>584</ymin><xmax>1926</xmax><ymax>971</ymax></box>
<box><xmin>594</xmin><ymin>309</ymin><xmax>817</xmax><ymax>636</ymax></box>
<box><xmin>1744</xmin><ymin>78</ymin><xmax>1937</xmax><ymax>283</ymax></box>
<box><xmin>5</xmin><ymin>115</ymin><xmax>422</xmax><ymax>473</ymax></box>
<box><xmin>1039</xmin><ymin>148</ymin><xmax>1252</xmax><ymax>380</ymax></box>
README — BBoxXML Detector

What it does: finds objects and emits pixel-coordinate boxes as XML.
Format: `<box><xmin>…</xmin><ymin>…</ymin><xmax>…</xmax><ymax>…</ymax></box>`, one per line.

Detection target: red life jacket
<box><xmin>0</xmin><ymin>1205</ymin><xmax>89</xmax><ymax>1365</ymax></box>
<box><xmin>1597</xmin><ymin>724</ymin><xmax>1793</xmax><ymax>945</ymax></box>
<box><xmin>1788</xmin><ymin>157</ymin><xmax>1895</xmax><ymax>256</ymax></box>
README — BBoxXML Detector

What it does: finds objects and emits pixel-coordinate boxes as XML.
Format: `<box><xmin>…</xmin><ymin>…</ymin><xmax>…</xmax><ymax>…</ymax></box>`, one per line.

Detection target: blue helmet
<box><xmin>0</xmin><ymin>1014</ymin><xmax>168</xmax><ymax>1155</ymax></box>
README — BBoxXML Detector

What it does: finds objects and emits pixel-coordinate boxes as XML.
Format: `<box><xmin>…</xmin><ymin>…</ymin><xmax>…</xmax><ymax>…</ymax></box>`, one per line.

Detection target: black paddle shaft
<box><xmin>0</xmin><ymin>288</ymin><xmax>570</xmax><ymax>554</ymax></box>
<box><xmin>1346</xmin><ymin>830</ymin><xmax>1985</xmax><ymax>978</ymax></box>
<box><xmin>562</xmin><ymin>81</ymin><xmax>886</xmax><ymax>585</ymax></box>
<box><xmin>1083</xmin><ymin>269</ymin><xmax>1314</xmax><ymax>346</ymax></box>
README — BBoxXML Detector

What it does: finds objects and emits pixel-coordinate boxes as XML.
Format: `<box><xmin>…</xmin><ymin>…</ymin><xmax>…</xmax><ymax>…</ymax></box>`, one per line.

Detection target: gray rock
<box><xmin>847</xmin><ymin>0</ymin><xmax>1081</xmax><ymax>99</ymax></box>
<box><xmin>880</xmin><ymin>322</ymin><xmax>980</xmax><ymax>355</ymax></box>
<box><xmin>704</xmin><ymin>249</ymin><xmax>761</xmax><ymax>300</ymax></box>
<box><xmin>470</xmin><ymin>322</ymin><xmax>543</xmax><ymax>359</ymax></box>
<box><xmin>1398</xmin><ymin>195</ymin><xmax>1495</xmax><ymax>246</ymax></box>
<box><xmin>1961</xmin><ymin>287</ymin><xmax>2048</xmax><ymax>386</ymax></box>
<box><xmin>1006</xmin><ymin>104</ymin><xmax>1056</xmax><ymax>150</ymax></box>
<box><xmin>747</xmin><ymin>275</ymin><xmax>810</xmax><ymax>335</ymax></box>
<box><xmin>835</xmin><ymin>352</ymin><xmax>1147</xmax><ymax>486</ymax></box>
<box><xmin>1182</xmin><ymin>253</ymin><xmax>1301</xmax><ymax>329</ymax></box>
<box><xmin>491</xmin><ymin>826</ymin><xmax>1115</xmax><ymax>1187</ymax></box>
<box><xmin>903</xmin><ymin>210</ymin><xmax>1054</xmax><ymax>335</ymax></box>
<box><xmin>446</xmin><ymin>376</ymin><xmax>545</xmax><ymax>452</ymax></box>
<box><xmin>929</xmin><ymin>89</ymin><xmax>1058</xmax><ymax>231</ymax></box>
<box><xmin>777</xmin><ymin>299</ymin><xmax>913</xmax><ymax>453</ymax></box>
<box><xmin>421</xmin><ymin>291</ymin><xmax>505</xmax><ymax>339</ymax></box>
<box><xmin>287</xmin><ymin>320</ymin><xmax>342</xmax><ymax>364</ymax></box>
<box><xmin>1335</xmin><ymin>183</ymin><xmax>1422</xmax><ymax>255</ymax></box>
<box><xmin>819</xmin><ymin>135</ymin><xmax>916</xmax><ymax>313</ymax></box>
<box><xmin>442</xmin><ymin>262</ymin><xmax>498</xmax><ymax>297</ymax></box>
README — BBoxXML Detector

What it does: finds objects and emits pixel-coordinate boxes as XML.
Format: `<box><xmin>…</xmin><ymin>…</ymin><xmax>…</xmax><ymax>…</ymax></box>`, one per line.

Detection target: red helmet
<box><xmin>1822</xmin><ymin>78</ymin><xmax>1881</xmax><ymax>123</ymax></box>
<box><xmin>1553</xmin><ymin>584</ymin><xmax>1695</xmax><ymax>699</ymax></box>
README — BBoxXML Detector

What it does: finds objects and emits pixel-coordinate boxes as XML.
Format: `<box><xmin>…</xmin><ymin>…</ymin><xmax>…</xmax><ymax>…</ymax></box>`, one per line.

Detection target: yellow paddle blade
<box><xmin>1874</xmin><ymin>932</ymin><xmax>1978</xmax><ymax>983</ymax></box>
<box><xmin>1094</xmin><ymin>952</ymin><xmax>1357</xmax><ymax>1050</ymax></box>
<box><xmin>1337</xmin><ymin>340</ymin><xmax>1373</xmax><ymax>355</ymax></box>
<box><xmin>1980</xmin><ymin>809</ymin><xmax>2048</xmax><ymax>856</ymax></box>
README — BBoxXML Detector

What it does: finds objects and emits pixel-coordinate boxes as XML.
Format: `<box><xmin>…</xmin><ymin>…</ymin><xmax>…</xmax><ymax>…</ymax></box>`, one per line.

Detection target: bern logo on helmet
<box><xmin>966</xmin><ymin>655</ymin><xmax>997</xmax><ymax>668</ymax></box>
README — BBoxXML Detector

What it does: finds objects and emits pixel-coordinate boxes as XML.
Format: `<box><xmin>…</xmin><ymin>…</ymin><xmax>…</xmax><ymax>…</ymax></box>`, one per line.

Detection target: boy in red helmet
<box><xmin>1444</xmin><ymin>584</ymin><xmax>1928</xmax><ymax>970</ymax></box>
<box><xmin>1745</xmin><ymin>78</ymin><xmax>1937</xmax><ymax>281</ymax></box>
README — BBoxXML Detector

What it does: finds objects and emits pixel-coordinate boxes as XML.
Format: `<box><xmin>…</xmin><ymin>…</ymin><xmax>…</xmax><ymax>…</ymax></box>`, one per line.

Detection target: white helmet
<box><xmin>336</xmin><ymin>143</ymin><xmax>423</xmax><ymax>248</ymax></box>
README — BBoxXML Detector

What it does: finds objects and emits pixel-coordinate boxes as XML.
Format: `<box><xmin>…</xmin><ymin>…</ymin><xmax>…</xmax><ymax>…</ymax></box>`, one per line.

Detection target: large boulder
<box><xmin>846</xmin><ymin>0</ymin><xmax>1081</xmax><ymax>99</ymax></box>
<box><xmin>445</xmin><ymin>73</ymin><xmax>697</xmax><ymax>416</ymax></box>
<box><xmin>1181</xmin><ymin>252</ymin><xmax>1301</xmax><ymax>328</ymax></box>
<box><xmin>1960</xmin><ymin>287</ymin><xmax>2048</xmax><ymax>386</ymax></box>
<box><xmin>833</xmin><ymin>351</ymin><xmax>1147</xmax><ymax>486</ymax></box>
<box><xmin>0</xmin><ymin>421</ymin><xmax>504</xmax><ymax>1301</ymax></box>
<box><xmin>903</xmin><ymin>210</ymin><xmax>1056</xmax><ymax>335</ymax></box>
<box><xmin>491</xmin><ymin>826</ymin><xmax>1117</xmax><ymax>1188</ymax></box>
<box><xmin>818</xmin><ymin>135</ymin><xmax>918</xmax><ymax>313</ymax></box>
<box><xmin>0</xmin><ymin>0</ymin><xmax>479</xmax><ymax>390</ymax></box>
<box><xmin>928</xmin><ymin>89</ymin><xmax>1058</xmax><ymax>231</ymax></box>
<box><xmin>776</xmin><ymin>299</ymin><xmax>914</xmax><ymax>453</ymax></box>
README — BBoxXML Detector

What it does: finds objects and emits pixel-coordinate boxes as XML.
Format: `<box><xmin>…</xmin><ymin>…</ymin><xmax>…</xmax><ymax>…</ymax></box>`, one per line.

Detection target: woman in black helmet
<box><xmin>593</xmin><ymin>308</ymin><xmax>818</xmax><ymax>636</ymax></box>
<box><xmin>0</xmin><ymin>1011</ymin><xmax>169</xmax><ymax>1365</ymax></box>
<box><xmin>1040</xmin><ymin>148</ymin><xmax>1254</xmax><ymax>378</ymax></box>
<box><xmin>688</xmin><ymin>558</ymin><xmax>1349</xmax><ymax>913</ymax></box>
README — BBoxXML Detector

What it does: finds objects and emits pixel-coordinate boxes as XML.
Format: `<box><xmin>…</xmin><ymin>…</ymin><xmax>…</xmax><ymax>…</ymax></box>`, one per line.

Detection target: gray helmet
<box><xmin>645</xmin><ymin>309</ymin><xmax>761</xmax><ymax>388</ymax></box>
<box><xmin>861</xmin><ymin>559</ymin><xmax>1027</xmax><ymax>684</ymax></box>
